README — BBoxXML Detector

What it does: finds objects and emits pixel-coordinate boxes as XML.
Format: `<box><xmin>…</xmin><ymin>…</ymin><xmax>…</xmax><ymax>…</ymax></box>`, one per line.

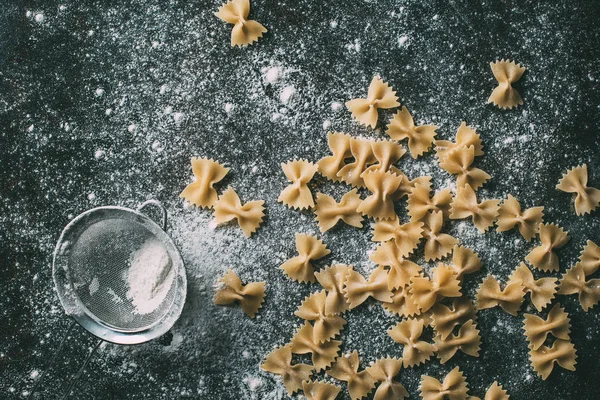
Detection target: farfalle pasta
<box><xmin>386</xmin><ymin>106</ymin><xmax>438</xmax><ymax>158</ymax></box>
<box><xmin>214</xmin><ymin>0</ymin><xmax>267</xmax><ymax>47</ymax></box>
<box><xmin>434</xmin><ymin>319</ymin><xmax>481</xmax><ymax>364</ymax></box>
<box><xmin>407</xmin><ymin>183</ymin><xmax>453</xmax><ymax>221</ymax></box>
<box><xmin>314</xmin><ymin>264</ymin><xmax>353</xmax><ymax>314</ymax></box>
<box><xmin>371</xmin><ymin>218</ymin><xmax>424</xmax><ymax>259</ymax></box>
<box><xmin>419</xmin><ymin>367</ymin><xmax>469</xmax><ymax>400</ymax></box>
<box><xmin>529</xmin><ymin>339</ymin><xmax>577</xmax><ymax>380</ymax></box>
<box><xmin>421</xmin><ymin>210</ymin><xmax>459</xmax><ymax>261</ymax></box>
<box><xmin>357</xmin><ymin>170</ymin><xmax>403</xmax><ymax>220</ymax></box>
<box><xmin>483</xmin><ymin>381</ymin><xmax>510</xmax><ymax>400</ymax></box>
<box><xmin>447</xmin><ymin>245</ymin><xmax>482</xmax><ymax>279</ymax></box>
<box><xmin>295</xmin><ymin>290</ymin><xmax>347</xmax><ymax>343</ymax></box>
<box><xmin>213</xmin><ymin>269</ymin><xmax>265</xmax><ymax>318</ymax></box>
<box><xmin>327</xmin><ymin>351</ymin><xmax>376</xmax><ymax>400</ymax></box>
<box><xmin>318</xmin><ymin>132</ymin><xmax>352</xmax><ymax>182</ymax></box>
<box><xmin>450</xmin><ymin>184</ymin><xmax>500</xmax><ymax>233</ymax></box>
<box><xmin>508</xmin><ymin>263</ymin><xmax>557</xmax><ymax>312</ymax></box>
<box><xmin>488</xmin><ymin>59</ymin><xmax>526</xmax><ymax>109</ymax></box>
<box><xmin>523</xmin><ymin>304</ymin><xmax>571</xmax><ymax>351</ymax></box>
<box><xmin>365</xmin><ymin>139</ymin><xmax>406</xmax><ymax>173</ymax></box>
<box><xmin>260</xmin><ymin>345</ymin><xmax>313</xmax><ymax>395</ymax></box>
<box><xmin>556</xmin><ymin>164</ymin><xmax>600</xmax><ymax>215</ymax></box>
<box><xmin>343</xmin><ymin>266</ymin><xmax>393</xmax><ymax>309</ymax></box>
<box><xmin>387</xmin><ymin>318</ymin><xmax>436</xmax><ymax>368</ymax></box>
<box><xmin>302</xmin><ymin>380</ymin><xmax>342</xmax><ymax>400</ymax></box>
<box><xmin>409</xmin><ymin>265</ymin><xmax>462</xmax><ymax>312</ymax></box>
<box><xmin>496</xmin><ymin>194</ymin><xmax>544</xmax><ymax>241</ymax></box>
<box><xmin>278</xmin><ymin>159</ymin><xmax>318</xmax><ymax>209</ymax></box>
<box><xmin>383</xmin><ymin>285</ymin><xmax>421</xmax><ymax>318</ymax></box>
<box><xmin>337</xmin><ymin>137</ymin><xmax>377</xmax><ymax>187</ymax></box>
<box><xmin>430</xmin><ymin>296</ymin><xmax>477</xmax><ymax>340</ymax></box>
<box><xmin>391</xmin><ymin>168</ymin><xmax>432</xmax><ymax>200</ymax></box>
<box><xmin>280</xmin><ymin>233</ymin><xmax>330</xmax><ymax>283</ymax></box>
<box><xmin>579</xmin><ymin>240</ymin><xmax>600</xmax><ymax>275</ymax></box>
<box><xmin>314</xmin><ymin>190</ymin><xmax>363</xmax><ymax>233</ymax></box>
<box><xmin>180</xmin><ymin>157</ymin><xmax>230</xmax><ymax>208</ymax></box>
<box><xmin>366</xmin><ymin>357</ymin><xmax>409</xmax><ymax>400</ymax></box>
<box><xmin>475</xmin><ymin>275</ymin><xmax>525</xmax><ymax>316</ymax></box>
<box><xmin>558</xmin><ymin>263</ymin><xmax>600</xmax><ymax>311</ymax></box>
<box><xmin>346</xmin><ymin>76</ymin><xmax>400</xmax><ymax>128</ymax></box>
<box><xmin>434</xmin><ymin>122</ymin><xmax>483</xmax><ymax>161</ymax></box>
<box><xmin>289</xmin><ymin>321</ymin><xmax>342</xmax><ymax>371</ymax></box>
<box><xmin>439</xmin><ymin>145</ymin><xmax>491</xmax><ymax>190</ymax></box>
<box><xmin>370</xmin><ymin>241</ymin><xmax>422</xmax><ymax>290</ymax></box>
<box><xmin>213</xmin><ymin>186</ymin><xmax>265</xmax><ymax>237</ymax></box>
<box><xmin>525</xmin><ymin>223</ymin><xmax>569</xmax><ymax>272</ymax></box>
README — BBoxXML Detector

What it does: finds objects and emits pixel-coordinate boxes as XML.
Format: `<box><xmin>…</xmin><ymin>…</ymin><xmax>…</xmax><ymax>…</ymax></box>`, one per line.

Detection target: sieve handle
<box><xmin>137</xmin><ymin>199</ymin><xmax>168</xmax><ymax>230</ymax></box>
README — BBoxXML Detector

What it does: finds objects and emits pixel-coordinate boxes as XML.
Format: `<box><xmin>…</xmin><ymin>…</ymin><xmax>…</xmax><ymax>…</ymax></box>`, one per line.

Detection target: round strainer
<box><xmin>52</xmin><ymin>200</ymin><xmax>187</xmax><ymax>345</ymax></box>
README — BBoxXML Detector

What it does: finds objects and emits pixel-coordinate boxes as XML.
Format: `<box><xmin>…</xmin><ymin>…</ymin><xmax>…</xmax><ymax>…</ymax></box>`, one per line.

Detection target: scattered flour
<box><xmin>279</xmin><ymin>86</ymin><xmax>296</xmax><ymax>104</ymax></box>
<box><xmin>264</xmin><ymin>66</ymin><xmax>281</xmax><ymax>83</ymax></box>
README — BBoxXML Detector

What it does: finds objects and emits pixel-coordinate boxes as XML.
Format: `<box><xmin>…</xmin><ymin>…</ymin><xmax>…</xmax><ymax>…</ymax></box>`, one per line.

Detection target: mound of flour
<box><xmin>126</xmin><ymin>238</ymin><xmax>175</xmax><ymax>315</ymax></box>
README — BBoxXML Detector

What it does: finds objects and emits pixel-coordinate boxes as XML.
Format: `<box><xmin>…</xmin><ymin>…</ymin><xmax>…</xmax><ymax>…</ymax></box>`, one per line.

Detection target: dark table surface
<box><xmin>2</xmin><ymin>0</ymin><xmax>600</xmax><ymax>399</ymax></box>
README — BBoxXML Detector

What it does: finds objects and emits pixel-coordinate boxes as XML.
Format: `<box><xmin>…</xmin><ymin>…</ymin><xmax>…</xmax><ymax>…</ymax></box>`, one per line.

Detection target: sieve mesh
<box><xmin>67</xmin><ymin>218</ymin><xmax>177</xmax><ymax>332</ymax></box>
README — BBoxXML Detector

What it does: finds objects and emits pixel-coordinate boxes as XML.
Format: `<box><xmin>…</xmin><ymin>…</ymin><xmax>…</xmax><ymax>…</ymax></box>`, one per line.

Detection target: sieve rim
<box><xmin>52</xmin><ymin>202</ymin><xmax>187</xmax><ymax>345</ymax></box>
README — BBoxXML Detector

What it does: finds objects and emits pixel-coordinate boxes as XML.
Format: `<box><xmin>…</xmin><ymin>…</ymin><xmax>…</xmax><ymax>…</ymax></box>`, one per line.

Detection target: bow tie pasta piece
<box><xmin>315</xmin><ymin>264</ymin><xmax>354</xmax><ymax>314</ymax></box>
<box><xmin>529</xmin><ymin>339</ymin><xmax>577</xmax><ymax>380</ymax></box>
<box><xmin>434</xmin><ymin>122</ymin><xmax>484</xmax><ymax>162</ymax></box>
<box><xmin>214</xmin><ymin>0</ymin><xmax>267</xmax><ymax>47</ymax></box>
<box><xmin>357</xmin><ymin>170</ymin><xmax>403</xmax><ymax>220</ymax></box>
<box><xmin>364</xmin><ymin>139</ymin><xmax>406</xmax><ymax>174</ymax></box>
<box><xmin>302</xmin><ymin>380</ymin><xmax>342</xmax><ymax>400</ymax></box>
<box><xmin>260</xmin><ymin>345</ymin><xmax>314</xmax><ymax>395</ymax></box>
<box><xmin>346</xmin><ymin>76</ymin><xmax>400</xmax><ymax>129</ymax></box>
<box><xmin>556</xmin><ymin>164</ymin><xmax>600</xmax><ymax>216</ymax></box>
<box><xmin>483</xmin><ymin>381</ymin><xmax>510</xmax><ymax>400</ymax></box>
<box><xmin>213</xmin><ymin>269</ymin><xmax>265</xmax><ymax>318</ymax></box>
<box><xmin>278</xmin><ymin>160</ymin><xmax>318</xmax><ymax>210</ymax></box>
<box><xmin>450</xmin><ymin>184</ymin><xmax>500</xmax><ymax>233</ymax></box>
<box><xmin>180</xmin><ymin>157</ymin><xmax>230</xmax><ymax>208</ymax></box>
<box><xmin>409</xmin><ymin>265</ymin><xmax>462</xmax><ymax>313</ymax></box>
<box><xmin>523</xmin><ymin>304</ymin><xmax>571</xmax><ymax>351</ymax></box>
<box><xmin>343</xmin><ymin>266</ymin><xmax>394</xmax><ymax>309</ymax></box>
<box><xmin>525</xmin><ymin>223</ymin><xmax>570</xmax><ymax>272</ymax></box>
<box><xmin>508</xmin><ymin>263</ymin><xmax>557</xmax><ymax>312</ymax></box>
<box><xmin>289</xmin><ymin>322</ymin><xmax>342</xmax><ymax>371</ymax></box>
<box><xmin>365</xmin><ymin>357</ymin><xmax>409</xmax><ymax>400</ymax></box>
<box><xmin>213</xmin><ymin>187</ymin><xmax>265</xmax><ymax>237</ymax></box>
<box><xmin>431</xmin><ymin>297</ymin><xmax>477</xmax><ymax>340</ymax></box>
<box><xmin>327</xmin><ymin>351</ymin><xmax>377</xmax><ymax>400</ymax></box>
<box><xmin>370</xmin><ymin>241</ymin><xmax>423</xmax><ymax>290</ymax></box>
<box><xmin>386</xmin><ymin>106</ymin><xmax>438</xmax><ymax>159</ymax></box>
<box><xmin>314</xmin><ymin>190</ymin><xmax>364</xmax><ymax>233</ymax></box>
<box><xmin>475</xmin><ymin>275</ymin><xmax>525</xmax><ymax>316</ymax></box>
<box><xmin>294</xmin><ymin>290</ymin><xmax>347</xmax><ymax>343</ymax></box>
<box><xmin>383</xmin><ymin>285</ymin><xmax>422</xmax><ymax>318</ymax></box>
<box><xmin>280</xmin><ymin>234</ymin><xmax>330</xmax><ymax>283</ymax></box>
<box><xmin>318</xmin><ymin>132</ymin><xmax>353</xmax><ymax>182</ymax></box>
<box><xmin>434</xmin><ymin>319</ymin><xmax>481</xmax><ymax>364</ymax></box>
<box><xmin>387</xmin><ymin>318</ymin><xmax>436</xmax><ymax>368</ymax></box>
<box><xmin>439</xmin><ymin>145</ymin><xmax>491</xmax><ymax>190</ymax></box>
<box><xmin>558</xmin><ymin>263</ymin><xmax>600</xmax><ymax>311</ymax></box>
<box><xmin>448</xmin><ymin>245</ymin><xmax>482</xmax><ymax>279</ymax></box>
<box><xmin>337</xmin><ymin>138</ymin><xmax>377</xmax><ymax>188</ymax></box>
<box><xmin>407</xmin><ymin>184</ymin><xmax>453</xmax><ymax>221</ymax></box>
<box><xmin>371</xmin><ymin>218</ymin><xmax>424</xmax><ymax>259</ymax></box>
<box><xmin>579</xmin><ymin>240</ymin><xmax>600</xmax><ymax>275</ymax></box>
<box><xmin>488</xmin><ymin>59</ymin><xmax>526</xmax><ymax>109</ymax></box>
<box><xmin>390</xmin><ymin>167</ymin><xmax>432</xmax><ymax>200</ymax></box>
<box><xmin>419</xmin><ymin>367</ymin><xmax>470</xmax><ymax>400</ymax></box>
<box><xmin>496</xmin><ymin>194</ymin><xmax>544</xmax><ymax>241</ymax></box>
<box><xmin>421</xmin><ymin>211</ymin><xmax>459</xmax><ymax>262</ymax></box>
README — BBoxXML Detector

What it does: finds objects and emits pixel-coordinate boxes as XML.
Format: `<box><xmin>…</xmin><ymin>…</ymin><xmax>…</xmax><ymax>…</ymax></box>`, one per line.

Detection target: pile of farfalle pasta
<box><xmin>180</xmin><ymin>63</ymin><xmax>600</xmax><ymax>399</ymax></box>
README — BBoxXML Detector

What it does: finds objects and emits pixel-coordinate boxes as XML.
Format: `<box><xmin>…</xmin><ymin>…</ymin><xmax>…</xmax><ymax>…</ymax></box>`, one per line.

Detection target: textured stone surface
<box><xmin>1</xmin><ymin>0</ymin><xmax>600</xmax><ymax>399</ymax></box>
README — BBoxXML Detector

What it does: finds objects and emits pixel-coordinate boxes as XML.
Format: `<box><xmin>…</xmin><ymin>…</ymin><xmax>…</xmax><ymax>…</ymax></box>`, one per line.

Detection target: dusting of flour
<box><xmin>126</xmin><ymin>238</ymin><xmax>175</xmax><ymax>315</ymax></box>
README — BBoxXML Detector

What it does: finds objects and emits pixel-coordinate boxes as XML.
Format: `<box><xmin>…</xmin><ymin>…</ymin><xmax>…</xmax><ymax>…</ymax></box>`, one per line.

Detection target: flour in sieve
<box><xmin>126</xmin><ymin>238</ymin><xmax>175</xmax><ymax>315</ymax></box>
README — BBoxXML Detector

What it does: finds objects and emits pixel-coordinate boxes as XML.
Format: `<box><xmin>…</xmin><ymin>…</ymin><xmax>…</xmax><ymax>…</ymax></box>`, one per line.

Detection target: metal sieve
<box><xmin>52</xmin><ymin>200</ymin><xmax>187</xmax><ymax>344</ymax></box>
